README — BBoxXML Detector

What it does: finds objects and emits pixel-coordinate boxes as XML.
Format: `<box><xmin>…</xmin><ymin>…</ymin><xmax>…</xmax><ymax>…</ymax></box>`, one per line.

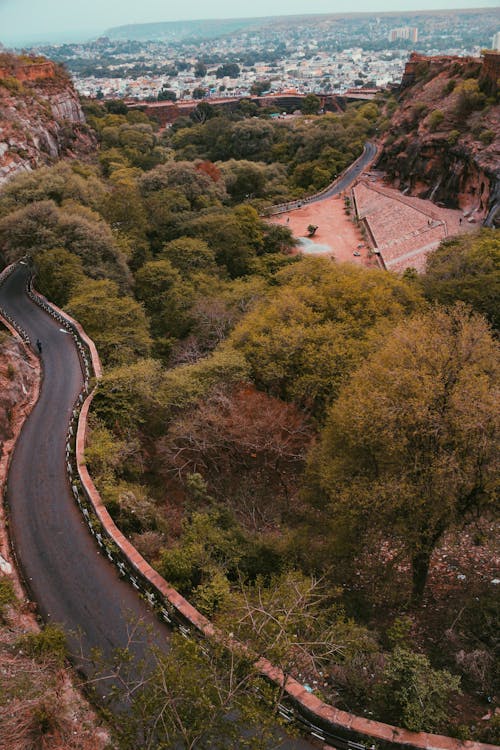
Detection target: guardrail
<box><xmin>1</xmin><ymin>263</ymin><xmax>495</xmax><ymax>750</ymax></box>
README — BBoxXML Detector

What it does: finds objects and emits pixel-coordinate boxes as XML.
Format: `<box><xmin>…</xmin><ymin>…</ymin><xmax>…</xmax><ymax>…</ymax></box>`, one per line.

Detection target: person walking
<box><xmin>36</xmin><ymin>339</ymin><xmax>42</xmax><ymax>354</ymax></box>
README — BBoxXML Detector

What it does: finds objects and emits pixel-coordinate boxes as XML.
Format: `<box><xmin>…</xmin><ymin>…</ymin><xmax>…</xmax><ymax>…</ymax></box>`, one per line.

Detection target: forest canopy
<box><xmin>0</xmin><ymin>96</ymin><xmax>498</xmax><ymax>741</ymax></box>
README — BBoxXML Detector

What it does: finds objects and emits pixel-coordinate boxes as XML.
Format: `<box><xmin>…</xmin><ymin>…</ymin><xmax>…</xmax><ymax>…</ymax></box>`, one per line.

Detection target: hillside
<box><xmin>0</xmin><ymin>54</ymin><xmax>95</xmax><ymax>185</ymax></box>
<box><xmin>0</xmin><ymin>70</ymin><xmax>498</xmax><ymax>743</ymax></box>
<box><xmin>377</xmin><ymin>51</ymin><xmax>500</xmax><ymax>226</ymax></box>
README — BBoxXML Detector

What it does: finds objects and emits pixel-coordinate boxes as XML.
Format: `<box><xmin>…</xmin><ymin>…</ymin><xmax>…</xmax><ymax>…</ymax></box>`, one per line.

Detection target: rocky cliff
<box><xmin>0</xmin><ymin>53</ymin><xmax>96</xmax><ymax>185</ymax></box>
<box><xmin>0</xmin><ymin>328</ymin><xmax>37</xmax><ymax>460</ymax></box>
<box><xmin>377</xmin><ymin>52</ymin><xmax>500</xmax><ymax>226</ymax></box>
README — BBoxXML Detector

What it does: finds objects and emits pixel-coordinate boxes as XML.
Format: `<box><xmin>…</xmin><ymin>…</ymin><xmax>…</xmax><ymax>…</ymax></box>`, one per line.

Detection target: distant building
<box><xmin>389</xmin><ymin>27</ymin><xmax>418</xmax><ymax>43</ymax></box>
<box><xmin>492</xmin><ymin>31</ymin><xmax>500</xmax><ymax>51</ymax></box>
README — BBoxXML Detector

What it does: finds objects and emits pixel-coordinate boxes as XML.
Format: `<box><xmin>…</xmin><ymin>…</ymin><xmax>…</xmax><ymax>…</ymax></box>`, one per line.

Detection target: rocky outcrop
<box><xmin>0</xmin><ymin>55</ymin><xmax>95</xmax><ymax>185</ymax></box>
<box><xmin>0</xmin><ymin>329</ymin><xmax>38</xmax><ymax>462</ymax></box>
<box><xmin>377</xmin><ymin>53</ymin><xmax>500</xmax><ymax>226</ymax></box>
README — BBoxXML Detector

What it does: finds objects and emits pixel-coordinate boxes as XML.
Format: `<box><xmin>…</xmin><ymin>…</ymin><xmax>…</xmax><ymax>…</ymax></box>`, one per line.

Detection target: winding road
<box><xmin>1</xmin><ymin>265</ymin><xmax>165</xmax><ymax>670</ymax></box>
<box><xmin>270</xmin><ymin>142</ymin><xmax>378</xmax><ymax>215</ymax></box>
<box><xmin>0</xmin><ymin>264</ymin><xmax>316</xmax><ymax>749</ymax></box>
<box><xmin>310</xmin><ymin>142</ymin><xmax>378</xmax><ymax>202</ymax></box>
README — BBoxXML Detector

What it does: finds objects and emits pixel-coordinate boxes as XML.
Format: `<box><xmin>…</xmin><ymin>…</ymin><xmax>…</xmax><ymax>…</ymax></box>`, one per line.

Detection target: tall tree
<box><xmin>67</xmin><ymin>280</ymin><xmax>152</xmax><ymax>367</ymax></box>
<box><xmin>232</xmin><ymin>258</ymin><xmax>421</xmax><ymax>415</ymax></box>
<box><xmin>99</xmin><ymin>630</ymin><xmax>282</xmax><ymax>750</ymax></box>
<box><xmin>422</xmin><ymin>229</ymin><xmax>500</xmax><ymax>329</ymax></box>
<box><xmin>312</xmin><ymin>305</ymin><xmax>499</xmax><ymax>602</ymax></box>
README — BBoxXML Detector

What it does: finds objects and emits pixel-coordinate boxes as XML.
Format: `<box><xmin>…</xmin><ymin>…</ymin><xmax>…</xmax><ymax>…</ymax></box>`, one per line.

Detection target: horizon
<box><xmin>0</xmin><ymin>1</ymin><xmax>499</xmax><ymax>47</ymax></box>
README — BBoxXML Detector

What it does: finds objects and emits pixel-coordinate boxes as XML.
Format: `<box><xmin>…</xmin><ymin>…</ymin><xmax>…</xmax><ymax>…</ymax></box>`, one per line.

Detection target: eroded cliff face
<box><xmin>0</xmin><ymin>55</ymin><xmax>96</xmax><ymax>185</ymax></box>
<box><xmin>0</xmin><ymin>332</ymin><xmax>37</xmax><ymax>456</ymax></box>
<box><xmin>377</xmin><ymin>53</ymin><xmax>500</xmax><ymax>226</ymax></box>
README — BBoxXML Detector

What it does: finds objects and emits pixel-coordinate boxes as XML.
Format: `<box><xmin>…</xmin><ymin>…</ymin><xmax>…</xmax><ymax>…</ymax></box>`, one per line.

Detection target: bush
<box><xmin>443</xmin><ymin>79</ymin><xmax>456</xmax><ymax>95</ymax></box>
<box><xmin>0</xmin><ymin>576</ymin><xmax>16</xmax><ymax>618</ymax></box>
<box><xmin>447</xmin><ymin>130</ymin><xmax>460</xmax><ymax>145</ymax></box>
<box><xmin>428</xmin><ymin>110</ymin><xmax>444</xmax><ymax>132</ymax></box>
<box><xmin>375</xmin><ymin>647</ymin><xmax>461</xmax><ymax>732</ymax></box>
<box><xmin>479</xmin><ymin>129</ymin><xmax>495</xmax><ymax>145</ymax></box>
<box><xmin>16</xmin><ymin>624</ymin><xmax>67</xmax><ymax>667</ymax></box>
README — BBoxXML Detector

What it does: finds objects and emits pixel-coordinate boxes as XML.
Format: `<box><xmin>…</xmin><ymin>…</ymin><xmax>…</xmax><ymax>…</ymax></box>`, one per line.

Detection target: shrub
<box><xmin>447</xmin><ymin>130</ymin><xmax>460</xmax><ymax>145</ymax></box>
<box><xmin>479</xmin><ymin>129</ymin><xmax>495</xmax><ymax>145</ymax></box>
<box><xmin>443</xmin><ymin>79</ymin><xmax>456</xmax><ymax>95</ymax></box>
<box><xmin>0</xmin><ymin>576</ymin><xmax>16</xmax><ymax>618</ymax></box>
<box><xmin>455</xmin><ymin>80</ymin><xmax>486</xmax><ymax>117</ymax></box>
<box><xmin>428</xmin><ymin>110</ymin><xmax>445</xmax><ymax>132</ymax></box>
<box><xmin>16</xmin><ymin>623</ymin><xmax>67</xmax><ymax>667</ymax></box>
<box><xmin>376</xmin><ymin>647</ymin><xmax>461</xmax><ymax>732</ymax></box>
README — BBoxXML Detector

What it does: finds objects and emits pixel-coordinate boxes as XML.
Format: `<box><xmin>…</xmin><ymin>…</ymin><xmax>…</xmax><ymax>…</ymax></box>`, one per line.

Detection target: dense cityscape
<box><xmin>18</xmin><ymin>8</ymin><xmax>500</xmax><ymax>101</ymax></box>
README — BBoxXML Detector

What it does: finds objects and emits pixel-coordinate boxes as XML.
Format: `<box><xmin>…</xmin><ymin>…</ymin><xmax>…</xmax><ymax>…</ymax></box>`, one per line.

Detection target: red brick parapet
<box><xmin>23</xmin><ymin>272</ymin><xmax>498</xmax><ymax>750</ymax></box>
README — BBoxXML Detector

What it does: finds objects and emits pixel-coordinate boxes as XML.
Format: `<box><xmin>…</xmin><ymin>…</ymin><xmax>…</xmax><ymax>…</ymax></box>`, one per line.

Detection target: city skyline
<box><xmin>1</xmin><ymin>0</ymin><xmax>499</xmax><ymax>46</ymax></box>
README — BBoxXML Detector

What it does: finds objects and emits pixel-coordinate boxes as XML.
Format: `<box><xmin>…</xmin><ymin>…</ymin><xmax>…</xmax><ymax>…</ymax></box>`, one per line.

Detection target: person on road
<box><xmin>36</xmin><ymin>339</ymin><xmax>42</xmax><ymax>354</ymax></box>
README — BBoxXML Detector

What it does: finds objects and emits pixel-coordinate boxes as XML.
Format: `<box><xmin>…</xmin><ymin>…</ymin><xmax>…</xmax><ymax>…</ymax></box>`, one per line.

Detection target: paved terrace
<box><xmin>353</xmin><ymin>180</ymin><xmax>479</xmax><ymax>273</ymax></box>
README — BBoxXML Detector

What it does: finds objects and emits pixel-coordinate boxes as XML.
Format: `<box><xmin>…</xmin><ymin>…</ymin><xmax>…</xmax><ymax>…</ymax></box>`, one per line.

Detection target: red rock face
<box><xmin>17</xmin><ymin>62</ymin><xmax>56</xmax><ymax>83</ymax></box>
<box><xmin>378</xmin><ymin>53</ymin><xmax>500</xmax><ymax>222</ymax></box>
<box><xmin>0</xmin><ymin>334</ymin><xmax>37</xmax><ymax>449</ymax></box>
<box><xmin>0</xmin><ymin>59</ymin><xmax>56</xmax><ymax>83</ymax></box>
<box><xmin>0</xmin><ymin>56</ymin><xmax>96</xmax><ymax>185</ymax></box>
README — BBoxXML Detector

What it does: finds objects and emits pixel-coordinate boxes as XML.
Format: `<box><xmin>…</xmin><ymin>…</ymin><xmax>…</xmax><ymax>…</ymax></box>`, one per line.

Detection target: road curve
<box><xmin>269</xmin><ymin>142</ymin><xmax>378</xmax><ymax>215</ymax></box>
<box><xmin>0</xmin><ymin>265</ymin><xmax>315</xmax><ymax>749</ymax></box>
<box><xmin>1</xmin><ymin>265</ymin><xmax>167</xmax><ymax>668</ymax></box>
<box><xmin>312</xmin><ymin>142</ymin><xmax>378</xmax><ymax>201</ymax></box>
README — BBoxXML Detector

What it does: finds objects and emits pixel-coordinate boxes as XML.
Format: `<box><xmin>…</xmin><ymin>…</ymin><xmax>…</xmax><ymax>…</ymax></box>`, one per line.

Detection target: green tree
<box><xmin>301</xmin><ymin>94</ymin><xmax>321</xmax><ymax>115</ymax></box>
<box><xmin>194</xmin><ymin>61</ymin><xmax>207</xmax><ymax>78</ymax></box>
<box><xmin>313</xmin><ymin>305</ymin><xmax>499</xmax><ymax>601</ymax></box>
<box><xmin>250</xmin><ymin>80</ymin><xmax>271</xmax><ymax>96</ymax></box>
<box><xmin>422</xmin><ymin>230</ymin><xmax>500</xmax><ymax>329</ymax></box>
<box><xmin>158</xmin><ymin>87</ymin><xmax>176</xmax><ymax>101</ymax></box>
<box><xmin>185</xmin><ymin>209</ymin><xmax>261</xmax><ymax>277</ymax></box>
<box><xmin>375</xmin><ymin>648</ymin><xmax>461</xmax><ymax>732</ymax></box>
<box><xmin>157</xmin><ymin>510</ymin><xmax>244</xmax><ymax>600</ymax></box>
<box><xmin>92</xmin><ymin>358</ymin><xmax>165</xmax><ymax>434</ymax></box>
<box><xmin>104</xmin><ymin>632</ymin><xmax>281</xmax><ymax>750</ymax></box>
<box><xmin>135</xmin><ymin>258</ymin><xmax>194</xmax><ymax>340</ymax></box>
<box><xmin>0</xmin><ymin>201</ymin><xmax>130</xmax><ymax>288</ymax></box>
<box><xmin>34</xmin><ymin>247</ymin><xmax>86</xmax><ymax>307</ymax></box>
<box><xmin>216</xmin><ymin>63</ymin><xmax>240</xmax><ymax>79</ymax></box>
<box><xmin>232</xmin><ymin>258</ymin><xmax>421</xmax><ymax>414</ymax></box>
<box><xmin>139</xmin><ymin>161</ymin><xmax>226</xmax><ymax>210</ymax></box>
<box><xmin>159</xmin><ymin>237</ymin><xmax>217</xmax><ymax>276</ymax></box>
<box><xmin>67</xmin><ymin>279</ymin><xmax>152</xmax><ymax>366</ymax></box>
<box><xmin>0</xmin><ymin>161</ymin><xmax>106</xmax><ymax>213</ymax></box>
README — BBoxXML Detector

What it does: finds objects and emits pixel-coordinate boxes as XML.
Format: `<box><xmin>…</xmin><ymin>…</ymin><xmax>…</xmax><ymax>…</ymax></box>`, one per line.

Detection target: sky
<box><xmin>0</xmin><ymin>0</ymin><xmax>498</xmax><ymax>46</ymax></box>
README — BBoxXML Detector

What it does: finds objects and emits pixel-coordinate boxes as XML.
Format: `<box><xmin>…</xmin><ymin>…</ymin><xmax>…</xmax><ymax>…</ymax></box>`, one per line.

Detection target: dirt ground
<box><xmin>270</xmin><ymin>195</ymin><xmax>372</xmax><ymax>266</ymax></box>
<box><xmin>270</xmin><ymin>178</ymin><xmax>480</xmax><ymax>273</ymax></box>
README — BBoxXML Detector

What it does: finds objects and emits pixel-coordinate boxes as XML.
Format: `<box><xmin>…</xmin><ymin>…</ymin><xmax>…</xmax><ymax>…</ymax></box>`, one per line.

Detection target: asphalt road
<box><xmin>275</xmin><ymin>142</ymin><xmax>377</xmax><ymax>214</ymax></box>
<box><xmin>0</xmin><ymin>264</ymin><xmax>317</xmax><ymax>749</ymax></box>
<box><xmin>1</xmin><ymin>265</ymin><xmax>165</xmax><ymax>670</ymax></box>
<box><xmin>311</xmin><ymin>142</ymin><xmax>378</xmax><ymax>202</ymax></box>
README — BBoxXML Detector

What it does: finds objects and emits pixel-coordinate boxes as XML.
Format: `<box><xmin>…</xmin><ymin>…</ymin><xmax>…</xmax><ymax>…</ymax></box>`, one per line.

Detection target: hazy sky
<box><xmin>0</xmin><ymin>0</ymin><xmax>498</xmax><ymax>46</ymax></box>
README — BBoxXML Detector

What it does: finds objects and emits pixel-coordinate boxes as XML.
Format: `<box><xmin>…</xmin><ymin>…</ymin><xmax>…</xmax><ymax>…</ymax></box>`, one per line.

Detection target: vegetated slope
<box><xmin>0</xmin><ymin>92</ymin><xmax>498</xmax><ymax>741</ymax></box>
<box><xmin>0</xmin><ymin>53</ymin><xmax>96</xmax><ymax>186</ymax></box>
<box><xmin>377</xmin><ymin>52</ymin><xmax>500</xmax><ymax>226</ymax></box>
